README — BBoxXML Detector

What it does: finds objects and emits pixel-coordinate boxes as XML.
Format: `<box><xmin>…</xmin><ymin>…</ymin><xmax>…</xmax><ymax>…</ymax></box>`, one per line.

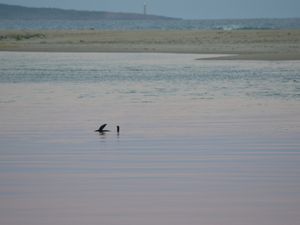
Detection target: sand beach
<box><xmin>1</xmin><ymin>29</ymin><xmax>300</xmax><ymax>60</ymax></box>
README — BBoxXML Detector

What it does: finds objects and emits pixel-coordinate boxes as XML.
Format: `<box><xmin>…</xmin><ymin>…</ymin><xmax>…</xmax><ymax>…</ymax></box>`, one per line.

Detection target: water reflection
<box><xmin>0</xmin><ymin>53</ymin><xmax>299</xmax><ymax>225</ymax></box>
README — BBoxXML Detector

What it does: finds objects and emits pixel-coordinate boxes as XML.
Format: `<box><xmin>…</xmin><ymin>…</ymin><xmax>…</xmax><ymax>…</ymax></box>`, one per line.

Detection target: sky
<box><xmin>1</xmin><ymin>0</ymin><xmax>299</xmax><ymax>19</ymax></box>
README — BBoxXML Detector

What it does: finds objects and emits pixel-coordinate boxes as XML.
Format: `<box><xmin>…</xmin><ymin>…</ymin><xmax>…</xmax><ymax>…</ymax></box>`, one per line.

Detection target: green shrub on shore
<box><xmin>0</xmin><ymin>33</ymin><xmax>46</xmax><ymax>41</ymax></box>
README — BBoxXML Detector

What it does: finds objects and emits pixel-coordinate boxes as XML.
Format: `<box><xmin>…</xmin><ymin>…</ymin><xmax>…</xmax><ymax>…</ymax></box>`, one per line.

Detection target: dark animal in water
<box><xmin>95</xmin><ymin>124</ymin><xmax>110</xmax><ymax>133</ymax></box>
<box><xmin>117</xmin><ymin>125</ymin><xmax>120</xmax><ymax>133</ymax></box>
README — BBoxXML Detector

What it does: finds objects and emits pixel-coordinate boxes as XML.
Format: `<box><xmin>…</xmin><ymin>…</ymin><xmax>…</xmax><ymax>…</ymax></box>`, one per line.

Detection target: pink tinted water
<box><xmin>0</xmin><ymin>53</ymin><xmax>300</xmax><ymax>225</ymax></box>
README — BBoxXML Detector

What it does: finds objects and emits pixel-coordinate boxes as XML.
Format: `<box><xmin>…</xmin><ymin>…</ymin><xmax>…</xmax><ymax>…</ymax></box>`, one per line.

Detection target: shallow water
<box><xmin>0</xmin><ymin>52</ymin><xmax>300</xmax><ymax>225</ymax></box>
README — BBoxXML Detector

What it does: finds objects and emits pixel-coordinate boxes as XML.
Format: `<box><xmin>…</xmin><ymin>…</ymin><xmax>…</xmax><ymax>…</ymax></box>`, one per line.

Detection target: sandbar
<box><xmin>0</xmin><ymin>29</ymin><xmax>300</xmax><ymax>60</ymax></box>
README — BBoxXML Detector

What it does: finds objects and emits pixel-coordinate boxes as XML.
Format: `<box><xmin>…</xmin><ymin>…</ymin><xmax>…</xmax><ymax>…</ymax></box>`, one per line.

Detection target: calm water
<box><xmin>0</xmin><ymin>52</ymin><xmax>300</xmax><ymax>225</ymax></box>
<box><xmin>1</xmin><ymin>18</ymin><xmax>300</xmax><ymax>30</ymax></box>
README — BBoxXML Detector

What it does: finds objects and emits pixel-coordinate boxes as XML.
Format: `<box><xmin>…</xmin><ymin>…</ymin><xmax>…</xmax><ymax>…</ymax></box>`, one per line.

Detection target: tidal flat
<box><xmin>1</xmin><ymin>29</ymin><xmax>300</xmax><ymax>60</ymax></box>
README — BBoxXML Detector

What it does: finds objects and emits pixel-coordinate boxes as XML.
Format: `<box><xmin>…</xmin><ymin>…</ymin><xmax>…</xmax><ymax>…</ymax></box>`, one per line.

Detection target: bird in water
<box><xmin>117</xmin><ymin>125</ymin><xmax>120</xmax><ymax>133</ymax></box>
<box><xmin>95</xmin><ymin>124</ymin><xmax>110</xmax><ymax>133</ymax></box>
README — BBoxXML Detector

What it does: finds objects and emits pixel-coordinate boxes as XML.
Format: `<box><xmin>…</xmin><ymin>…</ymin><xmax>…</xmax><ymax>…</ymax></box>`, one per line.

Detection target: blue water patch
<box><xmin>0</xmin><ymin>52</ymin><xmax>299</xmax><ymax>100</ymax></box>
<box><xmin>0</xmin><ymin>18</ymin><xmax>300</xmax><ymax>30</ymax></box>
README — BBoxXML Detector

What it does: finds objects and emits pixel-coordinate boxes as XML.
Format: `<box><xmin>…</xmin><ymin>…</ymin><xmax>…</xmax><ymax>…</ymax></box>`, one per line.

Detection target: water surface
<box><xmin>0</xmin><ymin>52</ymin><xmax>300</xmax><ymax>225</ymax></box>
<box><xmin>1</xmin><ymin>18</ymin><xmax>300</xmax><ymax>30</ymax></box>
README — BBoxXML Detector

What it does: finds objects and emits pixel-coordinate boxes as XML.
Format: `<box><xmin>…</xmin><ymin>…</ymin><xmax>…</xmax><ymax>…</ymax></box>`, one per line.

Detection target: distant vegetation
<box><xmin>0</xmin><ymin>3</ymin><xmax>179</xmax><ymax>20</ymax></box>
<box><xmin>0</xmin><ymin>33</ymin><xmax>45</xmax><ymax>41</ymax></box>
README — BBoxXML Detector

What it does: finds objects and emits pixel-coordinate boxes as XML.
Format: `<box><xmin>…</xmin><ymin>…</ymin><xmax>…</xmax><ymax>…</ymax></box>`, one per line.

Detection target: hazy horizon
<box><xmin>0</xmin><ymin>0</ymin><xmax>299</xmax><ymax>19</ymax></box>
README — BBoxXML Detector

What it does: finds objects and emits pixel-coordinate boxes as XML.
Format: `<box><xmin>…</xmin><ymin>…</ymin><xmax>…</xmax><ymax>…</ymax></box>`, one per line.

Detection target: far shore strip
<box><xmin>0</xmin><ymin>30</ymin><xmax>300</xmax><ymax>60</ymax></box>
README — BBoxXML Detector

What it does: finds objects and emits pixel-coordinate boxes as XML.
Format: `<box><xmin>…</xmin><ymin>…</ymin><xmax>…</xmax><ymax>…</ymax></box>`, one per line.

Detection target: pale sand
<box><xmin>0</xmin><ymin>29</ymin><xmax>300</xmax><ymax>60</ymax></box>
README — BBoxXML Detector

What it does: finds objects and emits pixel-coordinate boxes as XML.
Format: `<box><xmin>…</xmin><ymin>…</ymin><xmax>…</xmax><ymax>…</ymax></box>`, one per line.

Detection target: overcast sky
<box><xmin>1</xmin><ymin>0</ymin><xmax>299</xmax><ymax>19</ymax></box>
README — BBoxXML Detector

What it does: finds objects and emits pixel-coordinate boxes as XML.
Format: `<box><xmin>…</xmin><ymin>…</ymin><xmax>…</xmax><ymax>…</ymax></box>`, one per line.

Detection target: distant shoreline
<box><xmin>0</xmin><ymin>3</ymin><xmax>179</xmax><ymax>20</ymax></box>
<box><xmin>1</xmin><ymin>30</ymin><xmax>300</xmax><ymax>60</ymax></box>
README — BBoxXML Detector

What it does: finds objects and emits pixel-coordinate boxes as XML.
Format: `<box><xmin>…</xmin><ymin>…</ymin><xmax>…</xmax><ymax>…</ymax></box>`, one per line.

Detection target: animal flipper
<box><xmin>95</xmin><ymin>123</ymin><xmax>107</xmax><ymax>132</ymax></box>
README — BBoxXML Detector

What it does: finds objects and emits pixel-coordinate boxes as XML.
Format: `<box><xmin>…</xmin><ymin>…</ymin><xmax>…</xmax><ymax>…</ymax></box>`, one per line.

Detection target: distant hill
<box><xmin>0</xmin><ymin>3</ymin><xmax>179</xmax><ymax>20</ymax></box>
